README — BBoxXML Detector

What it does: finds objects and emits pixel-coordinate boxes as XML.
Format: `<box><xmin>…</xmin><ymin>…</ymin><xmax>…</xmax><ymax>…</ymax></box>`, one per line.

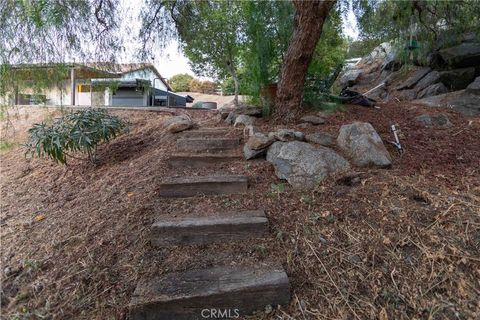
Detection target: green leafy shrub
<box><xmin>25</xmin><ymin>108</ymin><xmax>128</xmax><ymax>164</ymax></box>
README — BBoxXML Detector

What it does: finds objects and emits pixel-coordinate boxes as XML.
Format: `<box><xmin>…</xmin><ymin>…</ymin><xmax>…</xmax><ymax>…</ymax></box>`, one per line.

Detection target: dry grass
<box><xmin>1</xmin><ymin>103</ymin><xmax>479</xmax><ymax>319</ymax></box>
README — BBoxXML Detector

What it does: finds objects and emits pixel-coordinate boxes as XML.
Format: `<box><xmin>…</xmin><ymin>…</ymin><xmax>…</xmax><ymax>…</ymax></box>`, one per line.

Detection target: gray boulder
<box><xmin>244</xmin><ymin>125</ymin><xmax>263</xmax><ymax>136</ymax></box>
<box><xmin>337</xmin><ymin>122</ymin><xmax>392</xmax><ymax>168</ymax></box>
<box><xmin>396</xmin><ymin>67</ymin><xmax>431</xmax><ymax>90</ymax></box>
<box><xmin>466</xmin><ymin>76</ymin><xmax>480</xmax><ymax>95</ymax></box>
<box><xmin>305</xmin><ymin>132</ymin><xmax>335</xmax><ymax>146</ymax></box>
<box><xmin>300</xmin><ymin>115</ymin><xmax>325</xmax><ymax>125</ymax></box>
<box><xmin>224</xmin><ymin>111</ymin><xmax>237</xmax><ymax>125</ymax></box>
<box><xmin>438</xmin><ymin>42</ymin><xmax>480</xmax><ymax>68</ymax></box>
<box><xmin>415</xmin><ymin>114</ymin><xmax>452</xmax><ymax>128</ymax></box>
<box><xmin>164</xmin><ymin>115</ymin><xmax>193</xmax><ymax>133</ymax></box>
<box><xmin>439</xmin><ymin>67</ymin><xmax>476</xmax><ymax>90</ymax></box>
<box><xmin>218</xmin><ymin>108</ymin><xmax>234</xmax><ymax>120</ymax></box>
<box><xmin>234</xmin><ymin>114</ymin><xmax>255</xmax><ymax>127</ymax></box>
<box><xmin>246</xmin><ymin>133</ymin><xmax>275</xmax><ymax>150</ymax></box>
<box><xmin>243</xmin><ymin>144</ymin><xmax>266</xmax><ymax>160</ymax></box>
<box><xmin>417</xmin><ymin>83</ymin><xmax>448</xmax><ymax>99</ymax></box>
<box><xmin>266</xmin><ymin>141</ymin><xmax>350</xmax><ymax>189</ymax></box>
<box><xmin>270</xmin><ymin>129</ymin><xmax>305</xmax><ymax>142</ymax></box>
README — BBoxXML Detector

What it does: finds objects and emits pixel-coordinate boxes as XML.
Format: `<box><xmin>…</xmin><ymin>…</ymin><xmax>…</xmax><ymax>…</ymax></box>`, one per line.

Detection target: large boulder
<box><xmin>337</xmin><ymin>122</ymin><xmax>392</xmax><ymax>168</ymax></box>
<box><xmin>396</xmin><ymin>67</ymin><xmax>431</xmax><ymax>90</ymax></box>
<box><xmin>164</xmin><ymin>115</ymin><xmax>193</xmax><ymax>133</ymax></box>
<box><xmin>415</xmin><ymin>114</ymin><xmax>452</xmax><ymax>128</ymax></box>
<box><xmin>243</xmin><ymin>144</ymin><xmax>267</xmax><ymax>160</ymax></box>
<box><xmin>224</xmin><ymin>111</ymin><xmax>237</xmax><ymax>125</ymax></box>
<box><xmin>438</xmin><ymin>42</ymin><xmax>480</xmax><ymax>68</ymax></box>
<box><xmin>305</xmin><ymin>132</ymin><xmax>335</xmax><ymax>146</ymax></box>
<box><xmin>218</xmin><ymin>107</ymin><xmax>234</xmax><ymax>120</ymax></box>
<box><xmin>417</xmin><ymin>83</ymin><xmax>448</xmax><ymax>99</ymax></box>
<box><xmin>246</xmin><ymin>133</ymin><xmax>275</xmax><ymax>150</ymax></box>
<box><xmin>466</xmin><ymin>76</ymin><xmax>480</xmax><ymax>95</ymax></box>
<box><xmin>439</xmin><ymin>67</ymin><xmax>476</xmax><ymax>90</ymax></box>
<box><xmin>234</xmin><ymin>114</ymin><xmax>255</xmax><ymax>127</ymax></box>
<box><xmin>266</xmin><ymin>141</ymin><xmax>350</xmax><ymax>189</ymax></box>
<box><xmin>244</xmin><ymin>125</ymin><xmax>263</xmax><ymax>137</ymax></box>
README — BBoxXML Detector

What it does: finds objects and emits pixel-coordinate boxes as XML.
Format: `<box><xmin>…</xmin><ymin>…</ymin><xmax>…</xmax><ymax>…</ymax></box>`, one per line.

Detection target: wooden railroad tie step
<box><xmin>176</xmin><ymin>137</ymin><xmax>240</xmax><ymax>152</ymax></box>
<box><xmin>151</xmin><ymin>210</ymin><xmax>268</xmax><ymax>246</ymax></box>
<box><xmin>158</xmin><ymin>175</ymin><xmax>248</xmax><ymax>198</ymax></box>
<box><xmin>129</xmin><ymin>265</ymin><xmax>291</xmax><ymax>320</ymax></box>
<box><xmin>167</xmin><ymin>153</ymin><xmax>242</xmax><ymax>168</ymax></box>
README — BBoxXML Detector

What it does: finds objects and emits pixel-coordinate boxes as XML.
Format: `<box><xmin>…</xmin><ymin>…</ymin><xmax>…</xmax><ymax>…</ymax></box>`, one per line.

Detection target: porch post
<box><xmin>70</xmin><ymin>67</ymin><xmax>75</xmax><ymax>106</ymax></box>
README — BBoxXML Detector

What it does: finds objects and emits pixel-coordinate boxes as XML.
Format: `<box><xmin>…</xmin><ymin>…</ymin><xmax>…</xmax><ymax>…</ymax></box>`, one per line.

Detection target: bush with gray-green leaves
<box><xmin>25</xmin><ymin>109</ymin><xmax>128</xmax><ymax>164</ymax></box>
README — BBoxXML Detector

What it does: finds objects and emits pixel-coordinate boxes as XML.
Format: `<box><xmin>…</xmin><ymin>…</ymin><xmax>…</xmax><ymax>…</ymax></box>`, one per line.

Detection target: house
<box><xmin>2</xmin><ymin>63</ymin><xmax>192</xmax><ymax>107</ymax></box>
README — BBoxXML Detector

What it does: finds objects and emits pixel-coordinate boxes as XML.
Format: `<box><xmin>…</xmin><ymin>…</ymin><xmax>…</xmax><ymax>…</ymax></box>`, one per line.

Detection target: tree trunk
<box><xmin>227</xmin><ymin>62</ymin><xmax>239</xmax><ymax>106</ymax></box>
<box><xmin>273</xmin><ymin>0</ymin><xmax>336</xmax><ymax>123</ymax></box>
<box><xmin>232</xmin><ymin>72</ymin><xmax>239</xmax><ymax>107</ymax></box>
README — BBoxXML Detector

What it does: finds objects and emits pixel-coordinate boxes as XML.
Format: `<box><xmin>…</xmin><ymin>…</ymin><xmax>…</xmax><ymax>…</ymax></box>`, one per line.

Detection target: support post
<box><xmin>70</xmin><ymin>67</ymin><xmax>75</xmax><ymax>106</ymax></box>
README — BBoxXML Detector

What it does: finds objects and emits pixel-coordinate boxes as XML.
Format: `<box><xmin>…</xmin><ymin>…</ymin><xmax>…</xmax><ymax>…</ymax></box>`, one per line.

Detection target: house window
<box><xmin>78</xmin><ymin>84</ymin><xmax>104</xmax><ymax>93</ymax></box>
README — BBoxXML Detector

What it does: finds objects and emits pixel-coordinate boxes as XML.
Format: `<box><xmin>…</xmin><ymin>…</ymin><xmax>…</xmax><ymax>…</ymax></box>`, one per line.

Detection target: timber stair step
<box><xmin>176</xmin><ymin>137</ymin><xmax>240</xmax><ymax>152</ymax></box>
<box><xmin>151</xmin><ymin>210</ymin><xmax>268</xmax><ymax>246</ymax></box>
<box><xmin>180</xmin><ymin>127</ymin><xmax>238</xmax><ymax>138</ymax></box>
<box><xmin>129</xmin><ymin>265</ymin><xmax>291</xmax><ymax>320</ymax></box>
<box><xmin>167</xmin><ymin>153</ymin><xmax>242</xmax><ymax>168</ymax></box>
<box><xmin>158</xmin><ymin>175</ymin><xmax>248</xmax><ymax>198</ymax></box>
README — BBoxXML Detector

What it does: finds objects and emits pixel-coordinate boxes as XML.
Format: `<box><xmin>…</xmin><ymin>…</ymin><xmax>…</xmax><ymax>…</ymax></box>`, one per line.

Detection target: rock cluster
<box><xmin>222</xmin><ymin>104</ymin><xmax>396</xmax><ymax>190</ymax></box>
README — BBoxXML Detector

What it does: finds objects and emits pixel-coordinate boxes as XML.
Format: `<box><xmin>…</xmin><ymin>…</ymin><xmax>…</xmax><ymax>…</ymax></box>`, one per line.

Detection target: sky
<box><xmin>119</xmin><ymin>0</ymin><xmax>359</xmax><ymax>80</ymax></box>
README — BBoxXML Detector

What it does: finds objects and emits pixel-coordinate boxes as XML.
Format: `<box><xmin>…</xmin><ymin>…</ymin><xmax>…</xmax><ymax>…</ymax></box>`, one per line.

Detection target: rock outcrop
<box><xmin>335</xmin><ymin>38</ymin><xmax>480</xmax><ymax>116</ymax></box>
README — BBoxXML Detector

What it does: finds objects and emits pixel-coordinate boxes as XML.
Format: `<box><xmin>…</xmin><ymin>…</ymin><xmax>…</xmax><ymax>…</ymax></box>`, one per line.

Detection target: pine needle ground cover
<box><xmin>1</xmin><ymin>105</ymin><xmax>478</xmax><ymax>319</ymax></box>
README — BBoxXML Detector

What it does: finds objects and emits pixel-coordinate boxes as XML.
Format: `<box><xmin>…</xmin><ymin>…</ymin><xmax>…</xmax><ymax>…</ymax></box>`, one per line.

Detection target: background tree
<box><xmin>158</xmin><ymin>1</ymin><xmax>243</xmax><ymax>105</ymax></box>
<box><xmin>274</xmin><ymin>0</ymin><xmax>336</xmax><ymax>122</ymax></box>
<box><xmin>168</xmin><ymin>73</ymin><xmax>194</xmax><ymax>92</ymax></box>
<box><xmin>239</xmin><ymin>0</ymin><xmax>293</xmax><ymax>102</ymax></box>
<box><xmin>353</xmin><ymin>0</ymin><xmax>480</xmax><ymax>60</ymax></box>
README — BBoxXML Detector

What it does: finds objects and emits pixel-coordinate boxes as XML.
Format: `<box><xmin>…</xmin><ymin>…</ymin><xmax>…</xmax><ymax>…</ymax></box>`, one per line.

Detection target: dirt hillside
<box><xmin>1</xmin><ymin>102</ymin><xmax>479</xmax><ymax>319</ymax></box>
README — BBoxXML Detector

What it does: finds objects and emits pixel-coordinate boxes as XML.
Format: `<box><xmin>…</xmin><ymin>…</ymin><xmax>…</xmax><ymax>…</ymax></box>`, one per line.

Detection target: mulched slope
<box><xmin>1</xmin><ymin>104</ymin><xmax>479</xmax><ymax>319</ymax></box>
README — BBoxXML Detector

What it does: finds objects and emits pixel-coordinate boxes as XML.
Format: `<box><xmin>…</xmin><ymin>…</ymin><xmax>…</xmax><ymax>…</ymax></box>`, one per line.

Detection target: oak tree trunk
<box><xmin>274</xmin><ymin>0</ymin><xmax>336</xmax><ymax>123</ymax></box>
